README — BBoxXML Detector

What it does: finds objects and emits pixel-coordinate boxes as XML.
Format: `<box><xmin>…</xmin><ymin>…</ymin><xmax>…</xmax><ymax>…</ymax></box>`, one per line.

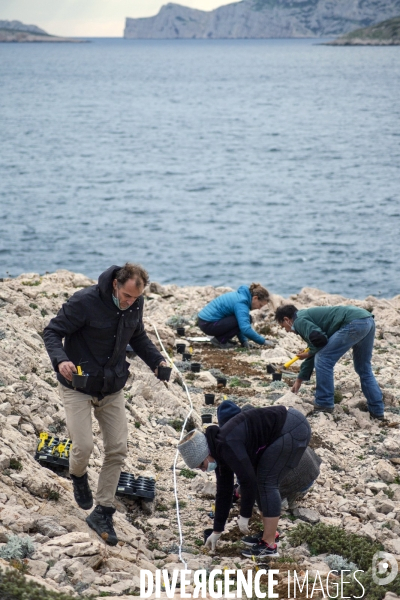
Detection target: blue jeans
<box><xmin>314</xmin><ymin>317</ymin><xmax>383</xmax><ymax>416</ymax></box>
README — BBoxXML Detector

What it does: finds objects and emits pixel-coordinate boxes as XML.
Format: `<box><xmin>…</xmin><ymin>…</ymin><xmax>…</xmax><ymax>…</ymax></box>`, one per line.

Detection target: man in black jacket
<box><xmin>43</xmin><ymin>263</ymin><xmax>166</xmax><ymax>545</ymax></box>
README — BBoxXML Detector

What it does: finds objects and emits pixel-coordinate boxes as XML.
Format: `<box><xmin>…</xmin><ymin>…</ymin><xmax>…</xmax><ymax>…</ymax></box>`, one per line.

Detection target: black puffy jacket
<box><xmin>43</xmin><ymin>265</ymin><xmax>164</xmax><ymax>398</ymax></box>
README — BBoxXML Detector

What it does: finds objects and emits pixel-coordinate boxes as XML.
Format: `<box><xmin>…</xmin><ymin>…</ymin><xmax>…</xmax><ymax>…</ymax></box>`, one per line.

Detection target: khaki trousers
<box><xmin>59</xmin><ymin>383</ymin><xmax>128</xmax><ymax>507</ymax></box>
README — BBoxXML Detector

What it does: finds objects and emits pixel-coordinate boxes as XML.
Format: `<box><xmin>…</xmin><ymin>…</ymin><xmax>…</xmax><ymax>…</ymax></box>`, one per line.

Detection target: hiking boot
<box><xmin>242</xmin><ymin>539</ymin><xmax>279</xmax><ymax>558</ymax></box>
<box><xmin>242</xmin><ymin>531</ymin><xmax>280</xmax><ymax>547</ymax></box>
<box><xmin>70</xmin><ymin>473</ymin><xmax>93</xmax><ymax>510</ymax></box>
<box><xmin>210</xmin><ymin>337</ymin><xmax>236</xmax><ymax>350</ymax></box>
<box><xmin>313</xmin><ymin>404</ymin><xmax>334</xmax><ymax>414</ymax></box>
<box><xmin>86</xmin><ymin>505</ymin><xmax>118</xmax><ymax>546</ymax></box>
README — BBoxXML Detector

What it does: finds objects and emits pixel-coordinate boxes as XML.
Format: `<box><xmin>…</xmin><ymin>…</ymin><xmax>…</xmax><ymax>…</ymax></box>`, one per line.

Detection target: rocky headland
<box><xmin>326</xmin><ymin>15</ymin><xmax>400</xmax><ymax>45</ymax></box>
<box><xmin>0</xmin><ymin>20</ymin><xmax>86</xmax><ymax>43</ymax></box>
<box><xmin>0</xmin><ymin>271</ymin><xmax>400</xmax><ymax>599</ymax></box>
<box><xmin>124</xmin><ymin>0</ymin><xmax>400</xmax><ymax>39</ymax></box>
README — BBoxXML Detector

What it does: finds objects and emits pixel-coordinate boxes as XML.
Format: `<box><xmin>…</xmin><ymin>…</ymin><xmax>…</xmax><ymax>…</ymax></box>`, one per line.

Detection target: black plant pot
<box><xmin>157</xmin><ymin>366</ymin><xmax>172</xmax><ymax>381</ymax></box>
<box><xmin>204</xmin><ymin>528</ymin><xmax>213</xmax><ymax>544</ymax></box>
<box><xmin>205</xmin><ymin>393</ymin><xmax>215</xmax><ymax>405</ymax></box>
<box><xmin>266</xmin><ymin>364</ymin><xmax>276</xmax><ymax>374</ymax></box>
<box><xmin>272</xmin><ymin>372</ymin><xmax>282</xmax><ymax>381</ymax></box>
<box><xmin>182</xmin><ymin>353</ymin><xmax>191</xmax><ymax>362</ymax></box>
<box><xmin>176</xmin><ymin>343</ymin><xmax>186</xmax><ymax>354</ymax></box>
<box><xmin>72</xmin><ymin>373</ymin><xmax>88</xmax><ymax>389</ymax></box>
<box><xmin>191</xmin><ymin>363</ymin><xmax>201</xmax><ymax>373</ymax></box>
<box><xmin>177</xmin><ymin>326</ymin><xmax>185</xmax><ymax>336</ymax></box>
<box><xmin>216</xmin><ymin>377</ymin><xmax>227</xmax><ymax>387</ymax></box>
<box><xmin>201</xmin><ymin>413</ymin><xmax>212</xmax><ymax>424</ymax></box>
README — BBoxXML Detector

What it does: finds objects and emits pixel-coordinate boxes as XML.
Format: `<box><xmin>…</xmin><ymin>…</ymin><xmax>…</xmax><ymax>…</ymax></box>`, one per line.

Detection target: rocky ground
<box><xmin>0</xmin><ymin>271</ymin><xmax>400</xmax><ymax>599</ymax></box>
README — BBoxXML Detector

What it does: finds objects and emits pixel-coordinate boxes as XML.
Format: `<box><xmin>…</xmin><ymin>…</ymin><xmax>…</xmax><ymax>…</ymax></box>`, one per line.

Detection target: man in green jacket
<box><xmin>275</xmin><ymin>305</ymin><xmax>384</xmax><ymax>418</ymax></box>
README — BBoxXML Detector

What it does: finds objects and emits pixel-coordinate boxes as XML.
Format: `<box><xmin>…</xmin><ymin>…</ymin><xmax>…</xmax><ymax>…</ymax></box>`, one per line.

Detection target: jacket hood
<box><xmin>97</xmin><ymin>265</ymin><xmax>121</xmax><ymax>306</ymax></box>
<box><xmin>237</xmin><ymin>285</ymin><xmax>252</xmax><ymax>306</ymax></box>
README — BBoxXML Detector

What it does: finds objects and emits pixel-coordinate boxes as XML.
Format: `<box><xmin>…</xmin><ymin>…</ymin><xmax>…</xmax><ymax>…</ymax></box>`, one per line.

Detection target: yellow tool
<box><xmin>37</xmin><ymin>432</ymin><xmax>49</xmax><ymax>452</ymax></box>
<box><xmin>77</xmin><ymin>365</ymin><xmax>83</xmax><ymax>375</ymax></box>
<box><xmin>283</xmin><ymin>348</ymin><xmax>310</xmax><ymax>369</ymax></box>
<box><xmin>267</xmin><ymin>347</ymin><xmax>310</xmax><ymax>375</ymax></box>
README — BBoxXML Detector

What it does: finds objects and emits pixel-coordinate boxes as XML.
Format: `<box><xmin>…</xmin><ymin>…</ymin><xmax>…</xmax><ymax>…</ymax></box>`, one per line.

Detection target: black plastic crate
<box><xmin>116</xmin><ymin>471</ymin><xmax>155</xmax><ymax>500</ymax></box>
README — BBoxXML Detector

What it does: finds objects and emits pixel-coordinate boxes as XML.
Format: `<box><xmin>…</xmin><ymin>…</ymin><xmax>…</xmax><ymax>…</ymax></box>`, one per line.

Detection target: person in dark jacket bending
<box><xmin>177</xmin><ymin>406</ymin><xmax>311</xmax><ymax>558</ymax></box>
<box><xmin>43</xmin><ymin>263</ymin><xmax>166</xmax><ymax>545</ymax></box>
<box><xmin>275</xmin><ymin>304</ymin><xmax>384</xmax><ymax>418</ymax></box>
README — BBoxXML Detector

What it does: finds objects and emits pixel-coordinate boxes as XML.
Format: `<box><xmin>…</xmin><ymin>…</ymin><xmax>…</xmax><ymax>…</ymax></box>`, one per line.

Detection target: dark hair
<box><xmin>115</xmin><ymin>263</ymin><xmax>149</xmax><ymax>288</ymax></box>
<box><xmin>274</xmin><ymin>304</ymin><xmax>298</xmax><ymax>323</ymax></box>
<box><xmin>249</xmin><ymin>283</ymin><xmax>270</xmax><ymax>302</ymax></box>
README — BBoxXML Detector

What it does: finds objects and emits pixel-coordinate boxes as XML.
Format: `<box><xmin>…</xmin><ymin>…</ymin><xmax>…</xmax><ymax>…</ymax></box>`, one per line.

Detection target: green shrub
<box><xmin>334</xmin><ymin>388</ymin><xmax>343</xmax><ymax>404</ymax></box>
<box><xmin>0</xmin><ymin>535</ymin><xmax>34</xmax><ymax>561</ymax></box>
<box><xmin>180</xmin><ymin>468</ymin><xmax>197</xmax><ymax>479</ymax></box>
<box><xmin>0</xmin><ymin>568</ymin><xmax>78</xmax><ymax>600</ymax></box>
<box><xmin>9</xmin><ymin>459</ymin><xmax>23</xmax><ymax>471</ymax></box>
<box><xmin>288</xmin><ymin>523</ymin><xmax>383</xmax><ymax>571</ymax></box>
<box><xmin>343</xmin><ymin>568</ymin><xmax>400</xmax><ymax>600</ymax></box>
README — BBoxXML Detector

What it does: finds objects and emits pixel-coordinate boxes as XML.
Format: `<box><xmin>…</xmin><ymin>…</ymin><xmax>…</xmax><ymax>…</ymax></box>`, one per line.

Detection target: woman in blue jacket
<box><xmin>198</xmin><ymin>283</ymin><xmax>270</xmax><ymax>349</ymax></box>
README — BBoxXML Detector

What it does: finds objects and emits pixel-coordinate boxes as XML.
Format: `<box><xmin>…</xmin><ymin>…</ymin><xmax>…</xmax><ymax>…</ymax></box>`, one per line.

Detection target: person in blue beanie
<box><xmin>198</xmin><ymin>283</ymin><xmax>273</xmax><ymax>349</ymax></box>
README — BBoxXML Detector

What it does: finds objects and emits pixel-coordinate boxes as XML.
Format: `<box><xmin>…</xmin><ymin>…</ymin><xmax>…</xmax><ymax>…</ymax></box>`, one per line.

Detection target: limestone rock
<box><xmin>292</xmin><ymin>508</ymin><xmax>320</xmax><ymax>524</ymax></box>
<box><xmin>34</xmin><ymin>516</ymin><xmax>68</xmax><ymax>538</ymax></box>
<box><xmin>376</xmin><ymin>460</ymin><xmax>398</xmax><ymax>483</ymax></box>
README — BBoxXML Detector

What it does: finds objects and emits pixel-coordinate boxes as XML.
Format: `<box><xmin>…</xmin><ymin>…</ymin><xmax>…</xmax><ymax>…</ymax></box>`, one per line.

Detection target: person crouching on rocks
<box><xmin>197</xmin><ymin>283</ymin><xmax>273</xmax><ymax>349</ymax></box>
<box><xmin>43</xmin><ymin>263</ymin><xmax>167</xmax><ymax>546</ymax></box>
<box><xmin>177</xmin><ymin>406</ymin><xmax>311</xmax><ymax>558</ymax></box>
<box><xmin>275</xmin><ymin>304</ymin><xmax>384</xmax><ymax>418</ymax></box>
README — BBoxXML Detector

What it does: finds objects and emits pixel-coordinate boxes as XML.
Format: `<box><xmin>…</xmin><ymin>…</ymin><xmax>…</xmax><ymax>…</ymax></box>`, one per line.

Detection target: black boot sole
<box><xmin>86</xmin><ymin>515</ymin><xmax>118</xmax><ymax>546</ymax></box>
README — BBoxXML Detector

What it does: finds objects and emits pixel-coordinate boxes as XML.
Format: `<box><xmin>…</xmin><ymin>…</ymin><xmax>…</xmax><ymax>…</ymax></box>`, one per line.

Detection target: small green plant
<box><xmin>334</xmin><ymin>388</ymin><xmax>343</xmax><ymax>404</ymax></box>
<box><xmin>47</xmin><ymin>489</ymin><xmax>60</xmax><ymax>502</ymax></box>
<box><xmin>154</xmin><ymin>463</ymin><xmax>163</xmax><ymax>472</ymax></box>
<box><xmin>384</xmin><ymin>488</ymin><xmax>394</xmax><ymax>499</ymax></box>
<box><xmin>194</xmin><ymin>539</ymin><xmax>203</xmax><ymax>547</ymax></box>
<box><xmin>19</xmin><ymin>376</ymin><xmax>27</xmax><ymax>382</ymax></box>
<box><xmin>29</xmin><ymin>303</ymin><xmax>38</xmax><ymax>310</ymax></box>
<box><xmin>169</xmin><ymin>419</ymin><xmax>184</xmax><ymax>432</ymax></box>
<box><xmin>184</xmin><ymin>521</ymin><xmax>195</xmax><ymax>526</ymax></box>
<box><xmin>9</xmin><ymin>458</ymin><xmax>23</xmax><ymax>471</ymax></box>
<box><xmin>171</xmin><ymin>500</ymin><xmax>187</xmax><ymax>509</ymax></box>
<box><xmin>134</xmin><ymin>421</ymin><xmax>141</xmax><ymax>428</ymax></box>
<box><xmin>180</xmin><ymin>468</ymin><xmax>197</xmax><ymax>479</ymax></box>
<box><xmin>44</xmin><ymin>377</ymin><xmax>57</xmax><ymax>388</ymax></box>
<box><xmin>229</xmin><ymin>376</ymin><xmax>251</xmax><ymax>388</ymax></box>
<box><xmin>22</xmin><ymin>279</ymin><xmax>41</xmax><ymax>286</ymax></box>
<box><xmin>156</xmin><ymin>504</ymin><xmax>169</xmax><ymax>512</ymax></box>
<box><xmin>41</xmin><ymin>309</ymin><xmax>48</xmax><ymax>317</ymax></box>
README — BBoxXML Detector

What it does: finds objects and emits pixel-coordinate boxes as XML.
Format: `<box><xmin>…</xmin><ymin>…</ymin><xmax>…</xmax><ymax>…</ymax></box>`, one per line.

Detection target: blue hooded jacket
<box><xmin>198</xmin><ymin>286</ymin><xmax>265</xmax><ymax>345</ymax></box>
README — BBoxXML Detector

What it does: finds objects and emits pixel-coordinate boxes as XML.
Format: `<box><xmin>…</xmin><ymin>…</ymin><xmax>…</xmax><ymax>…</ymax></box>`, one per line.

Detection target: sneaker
<box><xmin>70</xmin><ymin>473</ymin><xmax>93</xmax><ymax>510</ymax></box>
<box><xmin>210</xmin><ymin>337</ymin><xmax>236</xmax><ymax>350</ymax></box>
<box><xmin>313</xmin><ymin>404</ymin><xmax>334</xmax><ymax>414</ymax></box>
<box><xmin>242</xmin><ymin>539</ymin><xmax>279</xmax><ymax>558</ymax></box>
<box><xmin>242</xmin><ymin>531</ymin><xmax>280</xmax><ymax>547</ymax></box>
<box><xmin>86</xmin><ymin>505</ymin><xmax>118</xmax><ymax>546</ymax></box>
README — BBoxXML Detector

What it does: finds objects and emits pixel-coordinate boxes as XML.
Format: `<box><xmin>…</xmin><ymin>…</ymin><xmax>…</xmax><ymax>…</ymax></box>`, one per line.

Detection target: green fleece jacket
<box><xmin>294</xmin><ymin>306</ymin><xmax>373</xmax><ymax>381</ymax></box>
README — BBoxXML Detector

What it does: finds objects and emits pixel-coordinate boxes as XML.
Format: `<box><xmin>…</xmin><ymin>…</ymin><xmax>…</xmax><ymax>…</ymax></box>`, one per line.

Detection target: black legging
<box><xmin>198</xmin><ymin>316</ymin><xmax>240</xmax><ymax>344</ymax></box>
<box><xmin>256</xmin><ymin>408</ymin><xmax>311</xmax><ymax>518</ymax></box>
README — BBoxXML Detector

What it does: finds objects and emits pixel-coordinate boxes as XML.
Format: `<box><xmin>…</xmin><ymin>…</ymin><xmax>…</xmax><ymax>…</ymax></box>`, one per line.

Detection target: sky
<box><xmin>0</xmin><ymin>0</ymin><xmax>234</xmax><ymax>37</ymax></box>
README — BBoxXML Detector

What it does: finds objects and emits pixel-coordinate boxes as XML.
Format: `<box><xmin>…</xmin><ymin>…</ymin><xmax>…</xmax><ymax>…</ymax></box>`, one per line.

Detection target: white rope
<box><xmin>152</xmin><ymin>323</ymin><xmax>194</xmax><ymax>569</ymax></box>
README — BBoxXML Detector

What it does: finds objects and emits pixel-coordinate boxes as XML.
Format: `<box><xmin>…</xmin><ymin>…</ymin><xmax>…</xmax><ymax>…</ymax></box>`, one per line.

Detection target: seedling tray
<box><xmin>116</xmin><ymin>472</ymin><xmax>155</xmax><ymax>500</ymax></box>
<box><xmin>35</xmin><ymin>433</ymin><xmax>71</xmax><ymax>470</ymax></box>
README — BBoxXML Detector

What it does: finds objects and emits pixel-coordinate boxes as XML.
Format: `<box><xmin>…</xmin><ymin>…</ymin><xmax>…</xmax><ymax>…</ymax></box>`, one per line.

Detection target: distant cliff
<box><xmin>326</xmin><ymin>15</ymin><xmax>400</xmax><ymax>44</ymax></box>
<box><xmin>124</xmin><ymin>0</ymin><xmax>400</xmax><ymax>39</ymax></box>
<box><xmin>0</xmin><ymin>19</ymin><xmax>86</xmax><ymax>42</ymax></box>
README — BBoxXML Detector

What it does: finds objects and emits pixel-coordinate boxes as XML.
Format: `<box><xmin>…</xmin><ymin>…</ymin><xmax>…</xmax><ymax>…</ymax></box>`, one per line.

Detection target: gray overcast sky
<box><xmin>0</xmin><ymin>0</ymin><xmax>233</xmax><ymax>36</ymax></box>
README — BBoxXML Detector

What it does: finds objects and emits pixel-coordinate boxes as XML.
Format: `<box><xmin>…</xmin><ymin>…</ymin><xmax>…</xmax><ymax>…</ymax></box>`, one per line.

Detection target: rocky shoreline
<box><xmin>0</xmin><ymin>271</ymin><xmax>399</xmax><ymax>599</ymax></box>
